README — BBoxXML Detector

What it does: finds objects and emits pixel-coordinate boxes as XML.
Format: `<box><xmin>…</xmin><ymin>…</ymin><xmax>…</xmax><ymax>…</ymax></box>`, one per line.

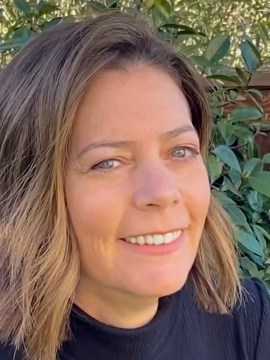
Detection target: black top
<box><xmin>1</xmin><ymin>278</ymin><xmax>270</xmax><ymax>360</ymax></box>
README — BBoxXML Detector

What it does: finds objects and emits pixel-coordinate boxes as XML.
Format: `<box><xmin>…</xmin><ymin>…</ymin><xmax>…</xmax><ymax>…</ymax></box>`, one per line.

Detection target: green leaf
<box><xmin>253</xmin><ymin>225</ymin><xmax>270</xmax><ymax>241</ymax></box>
<box><xmin>228</xmin><ymin>168</ymin><xmax>242</xmax><ymax>189</ymax></box>
<box><xmin>235</xmin><ymin>67</ymin><xmax>248</xmax><ymax>83</ymax></box>
<box><xmin>207</xmin><ymin>74</ymin><xmax>242</xmax><ymax>85</ymax></box>
<box><xmin>225</xmin><ymin>204</ymin><xmax>251</xmax><ymax>230</ymax></box>
<box><xmin>213</xmin><ymin>191</ymin><xmax>251</xmax><ymax>230</ymax></box>
<box><xmin>0</xmin><ymin>39</ymin><xmax>26</xmax><ymax>52</ymax></box>
<box><xmin>248</xmin><ymin>171</ymin><xmax>270</xmax><ymax>197</ymax></box>
<box><xmin>14</xmin><ymin>0</ymin><xmax>31</xmax><ymax>15</ymax></box>
<box><xmin>252</xmin><ymin>225</ymin><xmax>268</xmax><ymax>248</ymax></box>
<box><xmin>247</xmin><ymin>141</ymin><xmax>259</xmax><ymax>158</ymax></box>
<box><xmin>222</xmin><ymin>177</ymin><xmax>242</xmax><ymax>197</ymax></box>
<box><xmin>37</xmin><ymin>2</ymin><xmax>59</xmax><ymax>16</ymax></box>
<box><xmin>192</xmin><ymin>55</ymin><xmax>211</xmax><ymax>68</ymax></box>
<box><xmin>145</xmin><ymin>0</ymin><xmax>155</xmax><ymax>8</ymax></box>
<box><xmin>230</xmin><ymin>107</ymin><xmax>263</xmax><ymax>122</ymax></box>
<box><xmin>213</xmin><ymin>190</ymin><xmax>236</xmax><ymax>205</ymax></box>
<box><xmin>177</xmin><ymin>30</ymin><xmax>199</xmax><ymax>36</ymax></box>
<box><xmin>246</xmin><ymin>191</ymin><xmax>263</xmax><ymax>212</ymax></box>
<box><xmin>236</xmin><ymin>228</ymin><xmax>264</xmax><ymax>257</ymax></box>
<box><xmin>217</xmin><ymin>121</ymin><xmax>235</xmax><ymax>145</ymax></box>
<box><xmin>241</xmin><ymin>257</ymin><xmax>261</xmax><ymax>277</ymax></box>
<box><xmin>11</xmin><ymin>27</ymin><xmax>30</xmax><ymax>40</ymax></box>
<box><xmin>154</xmin><ymin>0</ymin><xmax>172</xmax><ymax>18</ymax></box>
<box><xmin>247</xmin><ymin>88</ymin><xmax>263</xmax><ymax>100</ymax></box>
<box><xmin>229</xmin><ymin>90</ymin><xmax>239</xmax><ymax>101</ymax></box>
<box><xmin>232</xmin><ymin>125</ymin><xmax>253</xmax><ymax>140</ymax></box>
<box><xmin>205</xmin><ymin>35</ymin><xmax>230</xmax><ymax>63</ymax></box>
<box><xmin>213</xmin><ymin>145</ymin><xmax>241</xmax><ymax>172</ymax></box>
<box><xmin>263</xmin><ymin>153</ymin><xmax>270</xmax><ymax>164</ymax></box>
<box><xmin>160</xmin><ymin>24</ymin><xmax>198</xmax><ymax>33</ymax></box>
<box><xmin>106</xmin><ymin>0</ymin><xmax>117</xmax><ymax>7</ymax></box>
<box><xmin>43</xmin><ymin>17</ymin><xmax>63</xmax><ymax>30</ymax></box>
<box><xmin>243</xmin><ymin>158</ymin><xmax>263</xmax><ymax>177</ymax></box>
<box><xmin>240</xmin><ymin>39</ymin><xmax>262</xmax><ymax>71</ymax></box>
<box><xmin>87</xmin><ymin>1</ymin><xmax>106</xmax><ymax>10</ymax></box>
<box><xmin>207</xmin><ymin>154</ymin><xmax>223</xmax><ymax>184</ymax></box>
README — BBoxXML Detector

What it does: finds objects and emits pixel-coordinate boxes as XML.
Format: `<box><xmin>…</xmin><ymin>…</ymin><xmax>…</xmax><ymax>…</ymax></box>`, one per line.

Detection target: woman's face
<box><xmin>65</xmin><ymin>65</ymin><xmax>210</xmax><ymax>300</ymax></box>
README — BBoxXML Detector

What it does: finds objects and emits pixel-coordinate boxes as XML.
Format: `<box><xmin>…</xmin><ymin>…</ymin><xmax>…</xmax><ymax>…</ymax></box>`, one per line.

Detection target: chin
<box><xmin>135</xmin><ymin>273</ymin><xmax>189</xmax><ymax>299</ymax></box>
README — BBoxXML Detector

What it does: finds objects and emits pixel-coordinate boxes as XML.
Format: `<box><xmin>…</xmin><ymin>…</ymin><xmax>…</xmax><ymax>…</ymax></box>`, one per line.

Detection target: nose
<box><xmin>133</xmin><ymin>161</ymin><xmax>181</xmax><ymax>211</ymax></box>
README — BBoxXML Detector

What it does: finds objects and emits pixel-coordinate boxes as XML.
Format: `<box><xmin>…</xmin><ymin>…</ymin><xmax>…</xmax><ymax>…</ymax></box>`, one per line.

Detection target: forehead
<box><xmin>72</xmin><ymin>65</ymin><xmax>193</xmax><ymax>145</ymax></box>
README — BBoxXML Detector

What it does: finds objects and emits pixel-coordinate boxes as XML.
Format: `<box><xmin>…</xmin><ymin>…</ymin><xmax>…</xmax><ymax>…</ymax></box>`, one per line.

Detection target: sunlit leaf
<box><xmin>154</xmin><ymin>0</ymin><xmax>172</xmax><ymax>18</ymax></box>
<box><xmin>145</xmin><ymin>0</ymin><xmax>155</xmax><ymax>8</ymax></box>
<box><xmin>37</xmin><ymin>2</ymin><xmax>59</xmax><ymax>16</ymax></box>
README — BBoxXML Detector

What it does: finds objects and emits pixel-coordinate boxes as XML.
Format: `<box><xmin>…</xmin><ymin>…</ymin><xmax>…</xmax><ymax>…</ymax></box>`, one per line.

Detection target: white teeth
<box><xmin>129</xmin><ymin>237</ymin><xmax>137</xmax><ymax>244</ymax></box>
<box><xmin>137</xmin><ymin>236</ymin><xmax>145</xmax><ymax>245</ymax></box>
<box><xmin>164</xmin><ymin>232</ymin><xmax>174</xmax><ymax>243</ymax></box>
<box><xmin>152</xmin><ymin>234</ymin><xmax>163</xmax><ymax>245</ymax></box>
<box><xmin>145</xmin><ymin>235</ymin><xmax>153</xmax><ymax>245</ymax></box>
<box><xmin>124</xmin><ymin>230</ymin><xmax>181</xmax><ymax>246</ymax></box>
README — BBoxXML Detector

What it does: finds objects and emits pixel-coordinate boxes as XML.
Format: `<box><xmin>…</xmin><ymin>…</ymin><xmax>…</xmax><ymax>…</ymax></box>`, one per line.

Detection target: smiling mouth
<box><xmin>120</xmin><ymin>230</ymin><xmax>182</xmax><ymax>246</ymax></box>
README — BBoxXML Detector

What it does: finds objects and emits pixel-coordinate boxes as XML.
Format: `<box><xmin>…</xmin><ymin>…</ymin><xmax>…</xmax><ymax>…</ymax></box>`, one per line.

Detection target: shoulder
<box><xmin>238</xmin><ymin>277</ymin><xmax>270</xmax><ymax>322</ymax></box>
<box><xmin>231</xmin><ymin>278</ymin><xmax>270</xmax><ymax>358</ymax></box>
<box><xmin>182</xmin><ymin>278</ymin><xmax>270</xmax><ymax>358</ymax></box>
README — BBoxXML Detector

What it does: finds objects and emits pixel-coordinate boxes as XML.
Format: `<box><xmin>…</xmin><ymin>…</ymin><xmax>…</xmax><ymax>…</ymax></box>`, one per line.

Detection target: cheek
<box><xmin>179</xmin><ymin>162</ymin><xmax>210</xmax><ymax>238</ymax></box>
<box><xmin>65</xmin><ymin>175</ymin><xmax>125</xmax><ymax>244</ymax></box>
<box><xmin>65</xmin><ymin>176</ymin><xmax>123</xmax><ymax>280</ymax></box>
<box><xmin>180</xmin><ymin>160</ymin><xmax>210</xmax><ymax>209</ymax></box>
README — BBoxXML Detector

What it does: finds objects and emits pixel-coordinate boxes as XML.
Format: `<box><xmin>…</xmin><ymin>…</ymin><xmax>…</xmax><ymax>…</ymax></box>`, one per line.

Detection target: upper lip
<box><xmin>120</xmin><ymin>228</ymin><xmax>183</xmax><ymax>239</ymax></box>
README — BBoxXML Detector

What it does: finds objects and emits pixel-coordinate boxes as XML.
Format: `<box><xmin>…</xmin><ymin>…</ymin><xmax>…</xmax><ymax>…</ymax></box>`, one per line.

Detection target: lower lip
<box><xmin>119</xmin><ymin>233</ymin><xmax>184</xmax><ymax>255</ymax></box>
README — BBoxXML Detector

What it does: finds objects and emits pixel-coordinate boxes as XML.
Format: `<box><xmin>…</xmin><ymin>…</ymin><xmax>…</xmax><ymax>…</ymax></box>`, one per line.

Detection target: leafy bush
<box><xmin>1</xmin><ymin>0</ymin><xmax>270</xmax><ymax>287</ymax></box>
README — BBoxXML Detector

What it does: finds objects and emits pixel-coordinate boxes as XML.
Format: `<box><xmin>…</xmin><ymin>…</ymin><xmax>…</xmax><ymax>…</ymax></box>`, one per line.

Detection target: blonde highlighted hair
<box><xmin>0</xmin><ymin>11</ymin><xmax>240</xmax><ymax>360</ymax></box>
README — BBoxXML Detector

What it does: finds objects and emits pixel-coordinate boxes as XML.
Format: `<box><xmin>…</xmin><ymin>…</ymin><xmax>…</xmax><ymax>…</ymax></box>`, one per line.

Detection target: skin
<box><xmin>65</xmin><ymin>64</ymin><xmax>211</xmax><ymax>328</ymax></box>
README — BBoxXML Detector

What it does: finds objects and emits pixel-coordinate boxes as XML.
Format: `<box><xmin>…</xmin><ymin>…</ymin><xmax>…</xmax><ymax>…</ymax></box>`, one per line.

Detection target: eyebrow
<box><xmin>77</xmin><ymin>124</ymin><xmax>197</xmax><ymax>158</ymax></box>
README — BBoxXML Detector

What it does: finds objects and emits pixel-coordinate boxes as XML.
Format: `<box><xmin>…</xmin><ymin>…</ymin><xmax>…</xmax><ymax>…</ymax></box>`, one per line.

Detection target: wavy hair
<box><xmin>0</xmin><ymin>11</ymin><xmax>241</xmax><ymax>360</ymax></box>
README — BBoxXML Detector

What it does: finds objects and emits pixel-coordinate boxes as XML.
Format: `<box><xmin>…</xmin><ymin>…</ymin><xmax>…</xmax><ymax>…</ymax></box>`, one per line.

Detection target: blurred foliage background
<box><xmin>1</xmin><ymin>0</ymin><xmax>270</xmax><ymax>289</ymax></box>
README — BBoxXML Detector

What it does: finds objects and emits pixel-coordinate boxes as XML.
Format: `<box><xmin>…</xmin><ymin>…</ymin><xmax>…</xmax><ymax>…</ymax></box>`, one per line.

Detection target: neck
<box><xmin>74</xmin><ymin>280</ymin><xmax>159</xmax><ymax>329</ymax></box>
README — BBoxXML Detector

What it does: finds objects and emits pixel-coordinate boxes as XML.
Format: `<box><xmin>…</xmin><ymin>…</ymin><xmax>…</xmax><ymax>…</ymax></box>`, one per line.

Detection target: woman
<box><xmin>0</xmin><ymin>11</ymin><xmax>269</xmax><ymax>360</ymax></box>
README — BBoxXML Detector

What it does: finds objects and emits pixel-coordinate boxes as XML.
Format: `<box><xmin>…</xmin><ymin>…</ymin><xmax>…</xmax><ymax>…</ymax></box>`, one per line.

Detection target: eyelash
<box><xmin>90</xmin><ymin>146</ymin><xmax>200</xmax><ymax>173</ymax></box>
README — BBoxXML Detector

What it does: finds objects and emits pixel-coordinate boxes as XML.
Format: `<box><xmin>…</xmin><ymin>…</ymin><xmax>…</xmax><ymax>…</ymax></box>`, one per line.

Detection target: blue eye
<box><xmin>91</xmin><ymin>159</ymin><xmax>120</xmax><ymax>171</ymax></box>
<box><xmin>172</xmin><ymin>146</ymin><xmax>199</xmax><ymax>159</ymax></box>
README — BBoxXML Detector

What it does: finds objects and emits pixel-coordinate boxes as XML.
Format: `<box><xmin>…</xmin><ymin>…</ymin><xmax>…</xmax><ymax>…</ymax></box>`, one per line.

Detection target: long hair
<box><xmin>0</xmin><ymin>11</ymin><xmax>240</xmax><ymax>360</ymax></box>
